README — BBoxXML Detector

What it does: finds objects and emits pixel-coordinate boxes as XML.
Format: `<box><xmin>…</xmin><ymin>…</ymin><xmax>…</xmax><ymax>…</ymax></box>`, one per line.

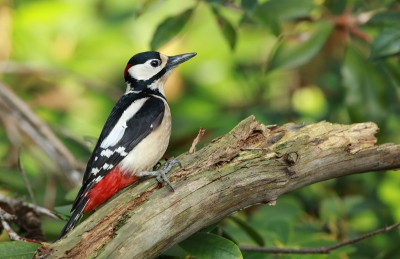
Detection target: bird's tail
<box><xmin>54</xmin><ymin>198</ymin><xmax>88</xmax><ymax>242</ymax></box>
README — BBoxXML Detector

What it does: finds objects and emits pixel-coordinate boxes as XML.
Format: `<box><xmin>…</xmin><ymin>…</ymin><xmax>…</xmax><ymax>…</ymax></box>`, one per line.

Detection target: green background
<box><xmin>0</xmin><ymin>0</ymin><xmax>400</xmax><ymax>258</ymax></box>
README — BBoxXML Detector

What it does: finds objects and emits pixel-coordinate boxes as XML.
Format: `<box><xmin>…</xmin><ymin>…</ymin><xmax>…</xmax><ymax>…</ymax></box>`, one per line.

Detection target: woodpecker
<box><xmin>55</xmin><ymin>51</ymin><xmax>196</xmax><ymax>241</ymax></box>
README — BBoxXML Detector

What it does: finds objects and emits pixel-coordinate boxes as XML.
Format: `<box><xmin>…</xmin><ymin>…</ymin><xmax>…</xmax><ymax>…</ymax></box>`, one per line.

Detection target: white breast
<box><xmin>119</xmin><ymin>99</ymin><xmax>171</xmax><ymax>175</ymax></box>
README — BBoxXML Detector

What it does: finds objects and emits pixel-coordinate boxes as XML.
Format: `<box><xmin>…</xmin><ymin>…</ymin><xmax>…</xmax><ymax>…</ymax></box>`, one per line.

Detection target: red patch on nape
<box><xmin>84</xmin><ymin>167</ymin><xmax>139</xmax><ymax>213</ymax></box>
<box><xmin>124</xmin><ymin>64</ymin><xmax>133</xmax><ymax>77</ymax></box>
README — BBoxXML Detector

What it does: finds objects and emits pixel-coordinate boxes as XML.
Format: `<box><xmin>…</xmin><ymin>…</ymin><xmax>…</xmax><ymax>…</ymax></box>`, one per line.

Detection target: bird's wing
<box><xmin>72</xmin><ymin>92</ymin><xmax>165</xmax><ymax>212</ymax></box>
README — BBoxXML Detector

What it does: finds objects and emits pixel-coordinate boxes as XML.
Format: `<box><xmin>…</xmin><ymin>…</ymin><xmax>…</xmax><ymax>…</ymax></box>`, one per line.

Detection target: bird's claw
<box><xmin>146</xmin><ymin>159</ymin><xmax>182</xmax><ymax>191</ymax></box>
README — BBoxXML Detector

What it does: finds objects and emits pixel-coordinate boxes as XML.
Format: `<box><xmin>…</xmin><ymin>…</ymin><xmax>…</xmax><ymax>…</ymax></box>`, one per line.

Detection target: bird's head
<box><xmin>124</xmin><ymin>51</ymin><xmax>196</xmax><ymax>95</ymax></box>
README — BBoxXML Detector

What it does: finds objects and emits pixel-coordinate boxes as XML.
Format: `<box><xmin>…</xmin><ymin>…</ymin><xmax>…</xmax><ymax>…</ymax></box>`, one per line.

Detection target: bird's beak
<box><xmin>166</xmin><ymin>52</ymin><xmax>197</xmax><ymax>69</ymax></box>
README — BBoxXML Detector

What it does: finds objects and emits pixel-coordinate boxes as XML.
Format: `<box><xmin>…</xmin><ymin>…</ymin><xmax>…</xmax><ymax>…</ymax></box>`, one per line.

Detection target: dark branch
<box><xmin>0</xmin><ymin>207</ymin><xmax>43</xmax><ymax>244</ymax></box>
<box><xmin>239</xmin><ymin>222</ymin><xmax>400</xmax><ymax>254</ymax></box>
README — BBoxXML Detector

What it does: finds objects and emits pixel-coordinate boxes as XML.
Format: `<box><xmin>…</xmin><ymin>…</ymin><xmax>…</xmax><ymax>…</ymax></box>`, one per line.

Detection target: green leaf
<box><xmin>368</xmin><ymin>11</ymin><xmax>400</xmax><ymax>25</ymax></box>
<box><xmin>342</xmin><ymin>195</ymin><xmax>365</xmax><ymax>216</ymax></box>
<box><xmin>0</xmin><ymin>242</ymin><xmax>40</xmax><ymax>259</ymax></box>
<box><xmin>135</xmin><ymin>0</ymin><xmax>161</xmax><ymax>17</ymax></box>
<box><xmin>252</xmin><ymin>10</ymin><xmax>280</xmax><ymax>36</ymax></box>
<box><xmin>179</xmin><ymin>233</ymin><xmax>243</xmax><ymax>259</ymax></box>
<box><xmin>207</xmin><ymin>0</ymin><xmax>228</xmax><ymax>4</ymax></box>
<box><xmin>268</xmin><ymin>219</ymin><xmax>291</xmax><ymax>245</ymax></box>
<box><xmin>320</xmin><ymin>196</ymin><xmax>342</xmax><ymax>221</ymax></box>
<box><xmin>324</xmin><ymin>0</ymin><xmax>346</xmax><ymax>15</ymax></box>
<box><xmin>228</xmin><ymin>216</ymin><xmax>265</xmax><ymax>246</ymax></box>
<box><xmin>254</xmin><ymin>0</ymin><xmax>315</xmax><ymax>22</ymax></box>
<box><xmin>342</xmin><ymin>46</ymin><xmax>389</xmax><ymax>124</ymax></box>
<box><xmin>150</xmin><ymin>9</ymin><xmax>193</xmax><ymax>50</ymax></box>
<box><xmin>65</xmin><ymin>186</ymin><xmax>80</xmax><ymax>202</ymax></box>
<box><xmin>212</xmin><ymin>8</ymin><xmax>237</xmax><ymax>50</ymax></box>
<box><xmin>267</xmin><ymin>21</ymin><xmax>334</xmax><ymax>71</ymax></box>
<box><xmin>162</xmin><ymin>244</ymin><xmax>188</xmax><ymax>257</ymax></box>
<box><xmin>252</xmin><ymin>0</ymin><xmax>315</xmax><ymax>36</ymax></box>
<box><xmin>241</xmin><ymin>0</ymin><xmax>258</xmax><ymax>13</ymax></box>
<box><xmin>53</xmin><ymin>204</ymin><xmax>72</xmax><ymax>220</ymax></box>
<box><xmin>200</xmin><ymin>222</ymin><xmax>219</xmax><ymax>233</ymax></box>
<box><xmin>370</xmin><ymin>26</ymin><xmax>400</xmax><ymax>60</ymax></box>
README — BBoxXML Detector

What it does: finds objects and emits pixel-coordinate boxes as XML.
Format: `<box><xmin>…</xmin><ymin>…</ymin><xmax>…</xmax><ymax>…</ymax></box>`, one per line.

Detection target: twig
<box><xmin>0</xmin><ymin>208</ymin><xmax>42</xmax><ymax>244</ymax></box>
<box><xmin>189</xmin><ymin>127</ymin><xmax>205</xmax><ymax>153</ymax></box>
<box><xmin>0</xmin><ymin>193</ymin><xmax>60</xmax><ymax>219</ymax></box>
<box><xmin>0</xmin><ymin>61</ymin><xmax>122</xmax><ymax>100</ymax></box>
<box><xmin>239</xmin><ymin>222</ymin><xmax>400</xmax><ymax>254</ymax></box>
<box><xmin>0</xmin><ymin>208</ymin><xmax>16</xmax><ymax>221</ymax></box>
<box><xmin>329</xmin><ymin>8</ymin><xmax>374</xmax><ymax>43</ymax></box>
<box><xmin>18</xmin><ymin>147</ymin><xmax>36</xmax><ymax>206</ymax></box>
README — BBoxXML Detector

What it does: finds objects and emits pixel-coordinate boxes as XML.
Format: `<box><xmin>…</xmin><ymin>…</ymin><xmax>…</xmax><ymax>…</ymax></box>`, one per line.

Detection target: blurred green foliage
<box><xmin>0</xmin><ymin>0</ymin><xmax>400</xmax><ymax>258</ymax></box>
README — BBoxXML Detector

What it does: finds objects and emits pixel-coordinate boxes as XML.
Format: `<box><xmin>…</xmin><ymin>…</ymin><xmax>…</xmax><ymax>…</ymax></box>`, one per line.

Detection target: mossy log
<box><xmin>35</xmin><ymin>116</ymin><xmax>400</xmax><ymax>259</ymax></box>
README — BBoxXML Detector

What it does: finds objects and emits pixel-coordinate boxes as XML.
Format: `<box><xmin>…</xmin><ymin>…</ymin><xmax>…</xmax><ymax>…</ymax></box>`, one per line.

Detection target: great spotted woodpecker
<box><xmin>55</xmin><ymin>51</ymin><xmax>196</xmax><ymax>241</ymax></box>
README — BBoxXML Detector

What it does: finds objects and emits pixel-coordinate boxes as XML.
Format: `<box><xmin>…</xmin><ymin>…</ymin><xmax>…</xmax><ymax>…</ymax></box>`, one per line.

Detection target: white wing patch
<box><xmin>100</xmin><ymin>98</ymin><xmax>149</xmax><ymax>148</ymax></box>
<box><xmin>115</xmin><ymin>146</ymin><xmax>128</xmax><ymax>156</ymax></box>
<box><xmin>91</xmin><ymin>167</ymin><xmax>100</xmax><ymax>175</ymax></box>
<box><xmin>100</xmin><ymin>149</ymin><xmax>113</xmax><ymax>158</ymax></box>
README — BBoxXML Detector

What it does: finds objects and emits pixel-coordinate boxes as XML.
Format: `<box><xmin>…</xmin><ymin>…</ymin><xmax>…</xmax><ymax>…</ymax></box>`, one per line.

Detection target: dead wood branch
<box><xmin>189</xmin><ymin>127</ymin><xmax>205</xmax><ymax>153</ymax></box>
<box><xmin>0</xmin><ymin>194</ymin><xmax>52</xmax><ymax>242</ymax></box>
<box><xmin>0</xmin><ymin>82</ymin><xmax>84</xmax><ymax>187</ymax></box>
<box><xmin>35</xmin><ymin>116</ymin><xmax>400</xmax><ymax>258</ymax></box>
<box><xmin>0</xmin><ymin>194</ymin><xmax>59</xmax><ymax>220</ymax></box>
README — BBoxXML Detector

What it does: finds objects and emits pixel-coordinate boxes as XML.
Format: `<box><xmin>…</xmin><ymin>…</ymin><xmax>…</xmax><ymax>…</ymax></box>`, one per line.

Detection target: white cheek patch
<box><xmin>100</xmin><ymin>98</ymin><xmax>149</xmax><ymax>148</ymax></box>
<box><xmin>128</xmin><ymin>62</ymin><xmax>163</xmax><ymax>81</ymax></box>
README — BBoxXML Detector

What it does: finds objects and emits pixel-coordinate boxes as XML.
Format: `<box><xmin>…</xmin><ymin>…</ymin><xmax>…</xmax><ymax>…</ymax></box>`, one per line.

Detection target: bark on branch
<box><xmin>36</xmin><ymin>116</ymin><xmax>400</xmax><ymax>259</ymax></box>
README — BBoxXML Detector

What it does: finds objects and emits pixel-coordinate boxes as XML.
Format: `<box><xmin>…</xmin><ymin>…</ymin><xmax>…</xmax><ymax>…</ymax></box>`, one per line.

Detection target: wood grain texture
<box><xmin>36</xmin><ymin>116</ymin><xmax>400</xmax><ymax>259</ymax></box>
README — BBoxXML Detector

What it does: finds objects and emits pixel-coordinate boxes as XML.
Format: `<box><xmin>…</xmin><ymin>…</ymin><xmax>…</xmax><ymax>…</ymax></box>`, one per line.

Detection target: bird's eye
<box><xmin>150</xmin><ymin>60</ymin><xmax>160</xmax><ymax>67</ymax></box>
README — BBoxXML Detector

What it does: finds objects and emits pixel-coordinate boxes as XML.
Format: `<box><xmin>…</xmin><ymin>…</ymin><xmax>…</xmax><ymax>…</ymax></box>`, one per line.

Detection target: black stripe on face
<box><xmin>126</xmin><ymin>67</ymin><xmax>168</xmax><ymax>91</ymax></box>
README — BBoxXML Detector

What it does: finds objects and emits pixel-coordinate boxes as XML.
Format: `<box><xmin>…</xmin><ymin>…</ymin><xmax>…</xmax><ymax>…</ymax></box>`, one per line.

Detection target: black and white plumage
<box><xmin>55</xmin><ymin>51</ymin><xmax>196</xmax><ymax>241</ymax></box>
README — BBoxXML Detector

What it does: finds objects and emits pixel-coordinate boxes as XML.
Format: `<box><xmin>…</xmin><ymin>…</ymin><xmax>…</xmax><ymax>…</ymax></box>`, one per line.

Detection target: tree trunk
<box><xmin>35</xmin><ymin>116</ymin><xmax>400</xmax><ymax>259</ymax></box>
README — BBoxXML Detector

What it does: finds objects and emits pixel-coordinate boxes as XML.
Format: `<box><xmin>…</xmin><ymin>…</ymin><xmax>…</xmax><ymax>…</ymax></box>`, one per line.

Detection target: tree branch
<box><xmin>35</xmin><ymin>116</ymin><xmax>400</xmax><ymax>259</ymax></box>
<box><xmin>0</xmin><ymin>208</ymin><xmax>43</xmax><ymax>244</ymax></box>
<box><xmin>0</xmin><ymin>82</ymin><xmax>84</xmax><ymax>187</ymax></box>
<box><xmin>239</xmin><ymin>221</ymin><xmax>400</xmax><ymax>254</ymax></box>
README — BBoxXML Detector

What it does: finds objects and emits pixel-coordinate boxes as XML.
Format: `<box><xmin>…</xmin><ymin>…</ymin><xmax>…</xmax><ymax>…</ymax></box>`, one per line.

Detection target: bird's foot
<box><xmin>141</xmin><ymin>159</ymin><xmax>182</xmax><ymax>191</ymax></box>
